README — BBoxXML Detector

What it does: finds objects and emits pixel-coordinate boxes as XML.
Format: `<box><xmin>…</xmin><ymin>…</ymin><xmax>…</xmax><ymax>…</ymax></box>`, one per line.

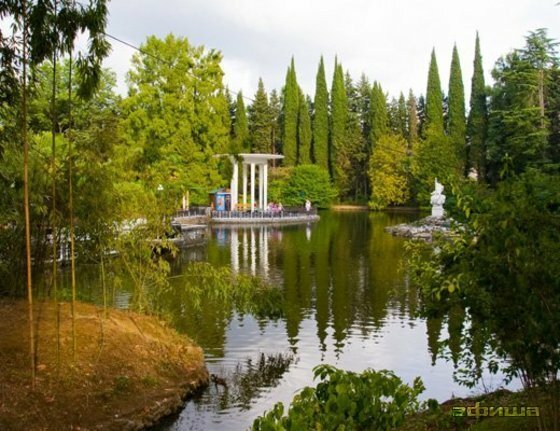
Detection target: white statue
<box><xmin>430</xmin><ymin>178</ymin><xmax>446</xmax><ymax>218</ymax></box>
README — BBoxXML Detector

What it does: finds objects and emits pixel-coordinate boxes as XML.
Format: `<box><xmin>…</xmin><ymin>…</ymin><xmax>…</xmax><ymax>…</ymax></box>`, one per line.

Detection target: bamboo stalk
<box><xmin>22</xmin><ymin>0</ymin><xmax>36</xmax><ymax>388</ymax></box>
<box><xmin>51</xmin><ymin>0</ymin><xmax>60</xmax><ymax>373</ymax></box>
<box><xmin>68</xmin><ymin>53</ymin><xmax>77</xmax><ymax>361</ymax></box>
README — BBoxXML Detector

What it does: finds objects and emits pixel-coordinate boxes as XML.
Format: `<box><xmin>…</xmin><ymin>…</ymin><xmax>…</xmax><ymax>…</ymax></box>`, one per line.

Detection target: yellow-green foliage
<box><xmin>368</xmin><ymin>134</ymin><xmax>409</xmax><ymax>210</ymax></box>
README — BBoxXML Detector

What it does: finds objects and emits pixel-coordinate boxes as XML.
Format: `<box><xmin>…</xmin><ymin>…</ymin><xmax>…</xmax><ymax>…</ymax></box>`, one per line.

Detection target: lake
<box><xmin>149</xmin><ymin>210</ymin><xmax>514</xmax><ymax>430</ymax></box>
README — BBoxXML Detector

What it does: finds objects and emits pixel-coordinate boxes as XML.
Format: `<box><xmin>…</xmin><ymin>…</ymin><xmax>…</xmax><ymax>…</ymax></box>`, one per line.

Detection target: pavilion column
<box><xmin>231</xmin><ymin>160</ymin><xmax>238</xmax><ymax>210</ymax></box>
<box><xmin>250</xmin><ymin>163</ymin><xmax>255</xmax><ymax>212</ymax></box>
<box><xmin>263</xmin><ymin>163</ymin><xmax>268</xmax><ymax>210</ymax></box>
<box><xmin>258</xmin><ymin>164</ymin><xmax>263</xmax><ymax>210</ymax></box>
<box><xmin>242</xmin><ymin>163</ymin><xmax>247</xmax><ymax>208</ymax></box>
<box><xmin>231</xmin><ymin>228</ymin><xmax>239</xmax><ymax>272</ymax></box>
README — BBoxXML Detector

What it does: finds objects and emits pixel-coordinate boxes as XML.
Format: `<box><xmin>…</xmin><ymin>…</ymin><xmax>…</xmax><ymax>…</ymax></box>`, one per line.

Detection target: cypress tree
<box><xmin>413</xmin><ymin>49</ymin><xmax>459</xmax><ymax>204</ymax></box>
<box><xmin>448</xmin><ymin>44</ymin><xmax>466</xmax><ymax>170</ymax></box>
<box><xmin>225</xmin><ymin>87</ymin><xmax>235</xmax><ymax>139</ymax></box>
<box><xmin>233</xmin><ymin>91</ymin><xmax>249</xmax><ymax>152</ymax></box>
<box><xmin>466</xmin><ymin>33</ymin><xmax>488</xmax><ymax>179</ymax></box>
<box><xmin>269</xmin><ymin>89</ymin><xmax>281</xmax><ymax>155</ymax></box>
<box><xmin>407</xmin><ymin>89</ymin><xmax>418</xmax><ymax>147</ymax></box>
<box><xmin>282</xmin><ymin>57</ymin><xmax>299</xmax><ymax>165</ymax></box>
<box><xmin>249</xmin><ymin>77</ymin><xmax>271</xmax><ymax>153</ymax></box>
<box><xmin>330</xmin><ymin>59</ymin><xmax>348</xmax><ymax>181</ymax></box>
<box><xmin>312</xmin><ymin>56</ymin><xmax>329</xmax><ymax>169</ymax></box>
<box><xmin>297</xmin><ymin>89</ymin><xmax>312</xmax><ymax>164</ymax></box>
<box><xmin>425</xmin><ymin>49</ymin><xmax>444</xmax><ymax>135</ymax></box>
<box><xmin>369</xmin><ymin>81</ymin><xmax>388</xmax><ymax>147</ymax></box>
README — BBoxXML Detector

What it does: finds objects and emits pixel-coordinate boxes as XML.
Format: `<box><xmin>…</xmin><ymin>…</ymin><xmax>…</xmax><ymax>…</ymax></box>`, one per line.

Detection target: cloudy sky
<box><xmin>100</xmin><ymin>0</ymin><xmax>560</xmax><ymax>101</ymax></box>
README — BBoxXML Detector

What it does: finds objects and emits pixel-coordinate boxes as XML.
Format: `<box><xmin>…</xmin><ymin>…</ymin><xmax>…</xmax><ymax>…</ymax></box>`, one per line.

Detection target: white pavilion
<box><xmin>227</xmin><ymin>153</ymin><xmax>284</xmax><ymax>212</ymax></box>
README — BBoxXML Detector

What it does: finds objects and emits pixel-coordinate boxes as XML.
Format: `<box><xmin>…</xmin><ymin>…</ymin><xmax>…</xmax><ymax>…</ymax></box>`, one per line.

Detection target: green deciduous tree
<box><xmin>368</xmin><ymin>134</ymin><xmax>410</xmax><ymax>209</ymax></box>
<box><xmin>274</xmin><ymin>164</ymin><xmax>337</xmax><ymax>208</ymax></box>
<box><xmin>312</xmin><ymin>56</ymin><xmax>329</xmax><ymax>169</ymax></box>
<box><xmin>121</xmin><ymin>34</ymin><xmax>229</xmax><ymax>203</ymax></box>
<box><xmin>408</xmin><ymin>170</ymin><xmax>560</xmax><ymax>428</ymax></box>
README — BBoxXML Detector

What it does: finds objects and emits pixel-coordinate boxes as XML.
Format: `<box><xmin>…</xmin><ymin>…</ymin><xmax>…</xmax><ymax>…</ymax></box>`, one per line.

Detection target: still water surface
<box><xmin>151</xmin><ymin>210</ymin><xmax>512</xmax><ymax>431</ymax></box>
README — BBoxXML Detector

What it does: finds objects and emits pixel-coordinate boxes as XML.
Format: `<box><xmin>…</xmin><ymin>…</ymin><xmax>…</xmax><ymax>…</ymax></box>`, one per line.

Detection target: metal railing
<box><xmin>211</xmin><ymin>207</ymin><xmax>318</xmax><ymax>219</ymax></box>
<box><xmin>175</xmin><ymin>207</ymin><xmax>210</xmax><ymax>218</ymax></box>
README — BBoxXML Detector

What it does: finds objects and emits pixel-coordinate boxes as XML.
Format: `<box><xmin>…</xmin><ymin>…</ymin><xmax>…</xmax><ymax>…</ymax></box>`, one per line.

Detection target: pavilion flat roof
<box><xmin>215</xmin><ymin>153</ymin><xmax>284</xmax><ymax>164</ymax></box>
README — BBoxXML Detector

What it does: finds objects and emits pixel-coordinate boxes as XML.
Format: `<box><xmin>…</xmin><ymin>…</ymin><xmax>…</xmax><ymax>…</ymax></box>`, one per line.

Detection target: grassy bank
<box><xmin>0</xmin><ymin>299</ymin><xmax>208</xmax><ymax>431</ymax></box>
<box><xmin>398</xmin><ymin>387</ymin><xmax>557</xmax><ymax>431</ymax></box>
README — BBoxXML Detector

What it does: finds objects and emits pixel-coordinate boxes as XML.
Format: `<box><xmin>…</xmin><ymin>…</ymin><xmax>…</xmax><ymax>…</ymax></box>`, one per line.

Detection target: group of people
<box><xmin>267</xmin><ymin>202</ymin><xmax>284</xmax><ymax>213</ymax></box>
<box><xmin>265</xmin><ymin>199</ymin><xmax>312</xmax><ymax>213</ymax></box>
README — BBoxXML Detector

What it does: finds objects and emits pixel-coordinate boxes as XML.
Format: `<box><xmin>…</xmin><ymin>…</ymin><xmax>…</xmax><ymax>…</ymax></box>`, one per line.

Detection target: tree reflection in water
<box><xmin>194</xmin><ymin>352</ymin><xmax>296</xmax><ymax>411</ymax></box>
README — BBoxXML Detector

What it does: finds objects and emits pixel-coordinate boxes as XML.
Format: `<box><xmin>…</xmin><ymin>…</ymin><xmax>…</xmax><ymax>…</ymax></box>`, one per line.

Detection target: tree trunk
<box><xmin>51</xmin><ymin>0</ymin><xmax>60</xmax><ymax>371</ymax></box>
<box><xmin>22</xmin><ymin>0</ymin><xmax>36</xmax><ymax>388</ymax></box>
<box><xmin>68</xmin><ymin>54</ymin><xmax>77</xmax><ymax>361</ymax></box>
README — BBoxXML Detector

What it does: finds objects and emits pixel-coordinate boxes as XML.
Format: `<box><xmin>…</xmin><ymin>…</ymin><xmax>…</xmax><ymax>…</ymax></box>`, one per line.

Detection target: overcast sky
<box><xmin>100</xmin><ymin>0</ymin><xmax>560</xmax><ymax>102</ymax></box>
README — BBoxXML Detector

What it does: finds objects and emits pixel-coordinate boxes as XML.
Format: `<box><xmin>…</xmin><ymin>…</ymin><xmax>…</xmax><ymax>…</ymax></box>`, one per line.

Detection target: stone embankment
<box><xmin>385</xmin><ymin>216</ymin><xmax>455</xmax><ymax>241</ymax></box>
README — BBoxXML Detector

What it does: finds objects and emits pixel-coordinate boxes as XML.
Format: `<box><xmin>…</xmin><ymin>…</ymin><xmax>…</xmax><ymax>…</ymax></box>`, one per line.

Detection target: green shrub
<box><xmin>252</xmin><ymin>365</ymin><xmax>424</xmax><ymax>431</ymax></box>
<box><xmin>270</xmin><ymin>164</ymin><xmax>336</xmax><ymax>208</ymax></box>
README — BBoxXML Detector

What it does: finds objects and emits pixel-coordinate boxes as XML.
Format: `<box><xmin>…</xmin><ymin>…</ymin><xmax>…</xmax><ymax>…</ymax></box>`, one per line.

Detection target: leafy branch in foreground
<box><xmin>406</xmin><ymin>170</ymin><xmax>560</xmax><ymax>429</ymax></box>
<box><xmin>252</xmin><ymin>365</ymin><xmax>424</xmax><ymax>431</ymax></box>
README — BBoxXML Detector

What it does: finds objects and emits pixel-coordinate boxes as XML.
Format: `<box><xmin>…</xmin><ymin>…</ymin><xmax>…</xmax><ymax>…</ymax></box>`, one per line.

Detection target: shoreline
<box><xmin>0</xmin><ymin>299</ymin><xmax>209</xmax><ymax>431</ymax></box>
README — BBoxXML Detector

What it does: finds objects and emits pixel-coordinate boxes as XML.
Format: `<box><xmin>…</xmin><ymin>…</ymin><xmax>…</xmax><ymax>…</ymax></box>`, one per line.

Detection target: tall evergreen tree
<box><xmin>269</xmin><ymin>89</ymin><xmax>281</xmax><ymax>156</ymax></box>
<box><xmin>297</xmin><ymin>88</ymin><xmax>312</xmax><ymax>164</ymax></box>
<box><xmin>486</xmin><ymin>29</ymin><xmax>558</xmax><ymax>182</ymax></box>
<box><xmin>233</xmin><ymin>91</ymin><xmax>250</xmax><ymax>152</ymax></box>
<box><xmin>330</xmin><ymin>59</ymin><xmax>348</xmax><ymax>184</ymax></box>
<box><xmin>413</xmin><ymin>49</ymin><xmax>459</xmax><ymax>204</ymax></box>
<box><xmin>225</xmin><ymin>87</ymin><xmax>236</xmax><ymax>139</ymax></box>
<box><xmin>448</xmin><ymin>44</ymin><xmax>467</xmax><ymax>171</ymax></box>
<box><xmin>389</xmin><ymin>93</ymin><xmax>408</xmax><ymax>138</ymax></box>
<box><xmin>417</xmin><ymin>94</ymin><xmax>426</xmax><ymax>138</ymax></box>
<box><xmin>369</xmin><ymin>82</ymin><xmax>388</xmax><ymax>147</ymax></box>
<box><xmin>249</xmin><ymin>78</ymin><xmax>271</xmax><ymax>153</ymax></box>
<box><xmin>407</xmin><ymin>89</ymin><xmax>419</xmax><ymax>148</ymax></box>
<box><xmin>466</xmin><ymin>33</ymin><xmax>488</xmax><ymax>179</ymax></box>
<box><xmin>356</xmin><ymin>74</ymin><xmax>371</xmax><ymax>146</ymax></box>
<box><xmin>282</xmin><ymin>57</ymin><xmax>299</xmax><ymax>165</ymax></box>
<box><xmin>343</xmin><ymin>72</ymin><xmax>368</xmax><ymax>200</ymax></box>
<box><xmin>425</xmin><ymin>49</ymin><xmax>444</xmax><ymax>135</ymax></box>
<box><xmin>312</xmin><ymin>56</ymin><xmax>329</xmax><ymax>169</ymax></box>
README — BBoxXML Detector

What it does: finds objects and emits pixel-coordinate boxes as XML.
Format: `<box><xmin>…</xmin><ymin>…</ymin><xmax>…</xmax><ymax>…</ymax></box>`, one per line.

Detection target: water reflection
<box><xmin>47</xmin><ymin>211</ymin><xmax>516</xmax><ymax>430</ymax></box>
<box><xmin>154</xmin><ymin>211</ymin><xmax>515</xmax><ymax>431</ymax></box>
